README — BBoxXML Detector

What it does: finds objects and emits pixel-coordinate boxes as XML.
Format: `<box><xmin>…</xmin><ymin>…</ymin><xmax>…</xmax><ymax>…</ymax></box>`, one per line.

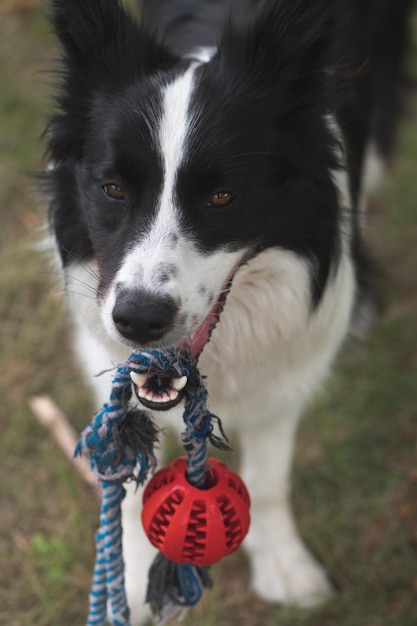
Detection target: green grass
<box><xmin>1</xmin><ymin>3</ymin><xmax>417</xmax><ymax>626</ymax></box>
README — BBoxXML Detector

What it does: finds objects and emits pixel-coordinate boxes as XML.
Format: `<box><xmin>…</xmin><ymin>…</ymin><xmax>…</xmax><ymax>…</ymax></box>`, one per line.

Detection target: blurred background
<box><xmin>0</xmin><ymin>2</ymin><xmax>416</xmax><ymax>625</ymax></box>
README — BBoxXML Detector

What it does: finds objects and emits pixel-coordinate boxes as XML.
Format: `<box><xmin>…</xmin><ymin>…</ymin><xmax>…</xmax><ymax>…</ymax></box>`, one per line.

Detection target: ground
<box><xmin>0</xmin><ymin>3</ymin><xmax>416</xmax><ymax>625</ymax></box>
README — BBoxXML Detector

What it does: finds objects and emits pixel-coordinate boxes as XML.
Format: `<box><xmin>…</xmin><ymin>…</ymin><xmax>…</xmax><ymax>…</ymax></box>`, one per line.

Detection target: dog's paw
<box><xmin>248</xmin><ymin>543</ymin><xmax>334</xmax><ymax>609</ymax></box>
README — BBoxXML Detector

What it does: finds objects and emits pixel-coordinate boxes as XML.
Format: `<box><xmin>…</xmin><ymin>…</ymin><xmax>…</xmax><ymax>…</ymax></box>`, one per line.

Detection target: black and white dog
<box><xmin>45</xmin><ymin>0</ymin><xmax>414</xmax><ymax>622</ymax></box>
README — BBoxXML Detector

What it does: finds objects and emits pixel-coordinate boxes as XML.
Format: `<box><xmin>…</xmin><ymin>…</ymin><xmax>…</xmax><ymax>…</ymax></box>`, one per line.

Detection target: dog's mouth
<box><xmin>130</xmin><ymin>264</ymin><xmax>240</xmax><ymax>411</ymax></box>
<box><xmin>130</xmin><ymin>370</ymin><xmax>188</xmax><ymax>411</ymax></box>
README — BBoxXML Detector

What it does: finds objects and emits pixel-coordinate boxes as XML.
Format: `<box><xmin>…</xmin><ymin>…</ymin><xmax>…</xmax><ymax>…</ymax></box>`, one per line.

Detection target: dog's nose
<box><xmin>112</xmin><ymin>290</ymin><xmax>176</xmax><ymax>344</ymax></box>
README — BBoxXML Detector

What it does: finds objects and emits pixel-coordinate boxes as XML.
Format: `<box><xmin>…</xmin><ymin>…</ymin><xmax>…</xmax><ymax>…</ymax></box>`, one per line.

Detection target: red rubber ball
<box><xmin>142</xmin><ymin>457</ymin><xmax>251</xmax><ymax>566</ymax></box>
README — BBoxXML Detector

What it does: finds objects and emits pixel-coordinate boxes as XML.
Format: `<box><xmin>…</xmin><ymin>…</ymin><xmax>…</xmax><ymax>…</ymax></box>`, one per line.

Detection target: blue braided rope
<box><xmin>78</xmin><ymin>348</ymin><xmax>227</xmax><ymax>625</ymax></box>
<box><xmin>87</xmin><ymin>483</ymin><xmax>129</xmax><ymax>626</ymax></box>
<box><xmin>76</xmin><ymin>353</ymin><xmax>158</xmax><ymax>626</ymax></box>
<box><xmin>176</xmin><ymin>564</ymin><xmax>204</xmax><ymax>605</ymax></box>
<box><xmin>181</xmin><ymin>384</ymin><xmax>211</xmax><ymax>488</ymax></box>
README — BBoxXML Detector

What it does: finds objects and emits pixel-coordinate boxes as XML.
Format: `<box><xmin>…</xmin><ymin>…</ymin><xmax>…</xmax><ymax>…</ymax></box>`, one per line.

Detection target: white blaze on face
<box><xmin>101</xmin><ymin>63</ymin><xmax>244</xmax><ymax>345</ymax></box>
<box><xmin>159</xmin><ymin>64</ymin><xmax>198</xmax><ymax>214</ymax></box>
<box><xmin>137</xmin><ymin>64</ymin><xmax>200</xmax><ymax>289</ymax></box>
<box><xmin>114</xmin><ymin>64</ymin><xmax>199</xmax><ymax>292</ymax></box>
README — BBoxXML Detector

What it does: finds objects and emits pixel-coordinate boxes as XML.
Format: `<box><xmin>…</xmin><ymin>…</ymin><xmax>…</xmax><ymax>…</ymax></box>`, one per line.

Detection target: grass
<box><xmin>1</xmin><ymin>3</ymin><xmax>416</xmax><ymax>625</ymax></box>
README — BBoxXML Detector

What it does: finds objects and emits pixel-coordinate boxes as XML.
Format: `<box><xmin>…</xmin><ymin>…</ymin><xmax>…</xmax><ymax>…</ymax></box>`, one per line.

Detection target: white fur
<box><xmin>205</xmin><ymin>249</ymin><xmax>354</xmax><ymax>607</ymax></box>
<box><xmin>69</xmin><ymin>242</ymin><xmax>355</xmax><ymax>623</ymax></box>
<box><xmin>184</xmin><ymin>46</ymin><xmax>217</xmax><ymax>63</ymax></box>
<box><xmin>159</xmin><ymin>63</ymin><xmax>198</xmax><ymax>189</ymax></box>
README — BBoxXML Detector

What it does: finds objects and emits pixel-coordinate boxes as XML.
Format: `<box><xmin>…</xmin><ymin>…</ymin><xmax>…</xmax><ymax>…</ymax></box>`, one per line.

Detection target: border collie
<box><xmin>45</xmin><ymin>0</ymin><xmax>414</xmax><ymax>622</ymax></box>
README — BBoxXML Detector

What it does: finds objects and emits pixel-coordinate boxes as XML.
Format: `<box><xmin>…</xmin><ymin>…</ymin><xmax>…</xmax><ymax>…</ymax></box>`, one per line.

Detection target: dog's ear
<box><xmin>50</xmin><ymin>0</ymin><xmax>173</xmax><ymax>82</ymax></box>
<box><xmin>47</xmin><ymin>0</ymin><xmax>174</xmax><ymax>161</ymax></box>
<box><xmin>217</xmin><ymin>0</ymin><xmax>335</xmax><ymax>109</ymax></box>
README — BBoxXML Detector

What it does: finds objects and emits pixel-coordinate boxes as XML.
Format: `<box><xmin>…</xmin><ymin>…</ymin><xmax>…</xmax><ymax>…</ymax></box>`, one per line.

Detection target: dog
<box><xmin>45</xmin><ymin>0</ymin><xmax>415</xmax><ymax>622</ymax></box>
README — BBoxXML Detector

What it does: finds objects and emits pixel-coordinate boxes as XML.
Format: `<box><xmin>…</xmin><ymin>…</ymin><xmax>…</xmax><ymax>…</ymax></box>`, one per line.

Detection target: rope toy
<box><xmin>76</xmin><ymin>345</ymin><xmax>251</xmax><ymax>625</ymax></box>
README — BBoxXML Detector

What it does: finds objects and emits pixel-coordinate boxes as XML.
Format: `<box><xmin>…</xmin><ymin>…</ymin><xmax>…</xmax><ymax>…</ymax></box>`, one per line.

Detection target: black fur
<box><xmin>46</xmin><ymin>0</ymin><xmax>414</xmax><ymax>308</ymax></box>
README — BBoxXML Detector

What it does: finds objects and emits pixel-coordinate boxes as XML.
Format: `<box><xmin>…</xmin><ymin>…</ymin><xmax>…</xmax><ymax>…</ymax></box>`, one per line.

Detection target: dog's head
<box><xmin>47</xmin><ymin>0</ymin><xmax>341</xmax><ymax>353</ymax></box>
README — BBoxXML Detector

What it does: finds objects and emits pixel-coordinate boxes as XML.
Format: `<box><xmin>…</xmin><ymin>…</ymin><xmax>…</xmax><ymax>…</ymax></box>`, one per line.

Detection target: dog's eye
<box><xmin>103</xmin><ymin>183</ymin><xmax>125</xmax><ymax>201</ymax></box>
<box><xmin>208</xmin><ymin>191</ymin><xmax>235</xmax><ymax>208</ymax></box>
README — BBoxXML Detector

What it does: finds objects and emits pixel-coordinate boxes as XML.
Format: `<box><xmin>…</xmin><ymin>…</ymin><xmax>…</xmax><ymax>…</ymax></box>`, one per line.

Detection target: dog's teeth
<box><xmin>172</xmin><ymin>376</ymin><xmax>187</xmax><ymax>391</ymax></box>
<box><xmin>135</xmin><ymin>380</ymin><xmax>181</xmax><ymax>405</ymax></box>
<box><xmin>130</xmin><ymin>372</ymin><xmax>148</xmax><ymax>388</ymax></box>
<box><xmin>154</xmin><ymin>393</ymin><xmax>170</xmax><ymax>403</ymax></box>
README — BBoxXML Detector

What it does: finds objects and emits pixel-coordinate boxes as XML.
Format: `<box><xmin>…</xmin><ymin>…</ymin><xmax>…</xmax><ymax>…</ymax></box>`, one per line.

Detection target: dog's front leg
<box><xmin>122</xmin><ymin>480</ymin><xmax>157</xmax><ymax>626</ymax></box>
<box><xmin>240</xmin><ymin>405</ymin><xmax>333</xmax><ymax>609</ymax></box>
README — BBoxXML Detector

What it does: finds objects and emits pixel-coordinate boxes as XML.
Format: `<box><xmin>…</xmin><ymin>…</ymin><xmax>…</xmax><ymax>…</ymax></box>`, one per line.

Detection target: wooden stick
<box><xmin>29</xmin><ymin>395</ymin><xmax>102</xmax><ymax>501</ymax></box>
